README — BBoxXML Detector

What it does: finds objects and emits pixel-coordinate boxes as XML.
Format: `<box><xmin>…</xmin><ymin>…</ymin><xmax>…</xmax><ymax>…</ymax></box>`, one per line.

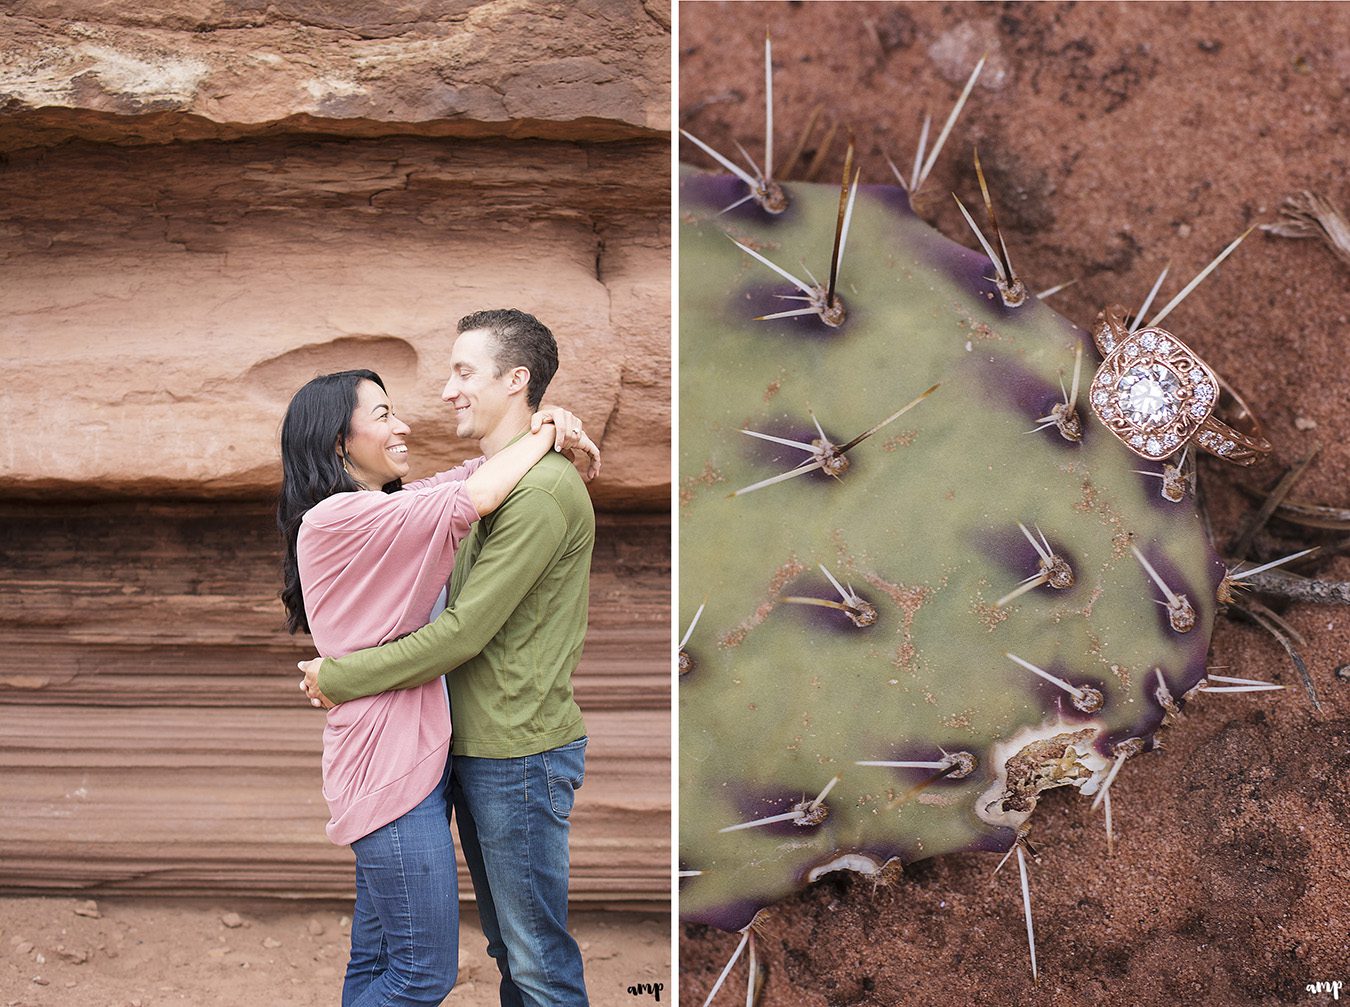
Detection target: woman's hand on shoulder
<box><xmin>531</xmin><ymin>405</ymin><xmax>601</xmax><ymax>481</ymax></box>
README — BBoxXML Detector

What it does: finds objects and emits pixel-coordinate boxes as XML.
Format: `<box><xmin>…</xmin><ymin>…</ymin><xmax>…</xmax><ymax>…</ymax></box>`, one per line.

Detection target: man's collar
<box><xmin>482</xmin><ymin>423</ymin><xmax>531</xmax><ymax>458</ymax></box>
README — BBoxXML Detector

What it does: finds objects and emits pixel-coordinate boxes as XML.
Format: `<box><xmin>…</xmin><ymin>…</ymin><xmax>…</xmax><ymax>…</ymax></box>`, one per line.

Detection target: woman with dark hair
<box><xmin>278</xmin><ymin>368</ymin><xmax>597</xmax><ymax>1007</ymax></box>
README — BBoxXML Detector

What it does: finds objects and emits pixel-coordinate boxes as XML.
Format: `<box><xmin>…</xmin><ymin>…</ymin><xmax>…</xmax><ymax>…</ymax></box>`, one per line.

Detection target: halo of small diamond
<box><xmin>1090</xmin><ymin>328</ymin><xmax>1219</xmax><ymax>459</ymax></box>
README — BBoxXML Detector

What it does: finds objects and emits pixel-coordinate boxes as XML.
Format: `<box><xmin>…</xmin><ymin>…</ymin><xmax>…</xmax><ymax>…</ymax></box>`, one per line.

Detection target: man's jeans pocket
<box><xmin>543</xmin><ymin>736</ymin><xmax>587</xmax><ymax>819</ymax></box>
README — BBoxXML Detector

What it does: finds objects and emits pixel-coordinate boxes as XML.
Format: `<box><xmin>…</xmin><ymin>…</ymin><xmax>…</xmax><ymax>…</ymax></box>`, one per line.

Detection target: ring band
<box><xmin>1088</xmin><ymin>305</ymin><xmax>1271</xmax><ymax>466</ymax></box>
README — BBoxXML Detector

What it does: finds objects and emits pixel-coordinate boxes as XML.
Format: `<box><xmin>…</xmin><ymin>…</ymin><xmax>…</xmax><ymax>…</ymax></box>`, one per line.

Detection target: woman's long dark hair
<box><xmin>278</xmin><ymin>369</ymin><xmax>402</xmax><ymax>634</ymax></box>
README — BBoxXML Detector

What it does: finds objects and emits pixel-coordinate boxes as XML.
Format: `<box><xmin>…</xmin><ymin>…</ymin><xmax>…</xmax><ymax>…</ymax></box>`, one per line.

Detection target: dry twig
<box><xmin>1261</xmin><ymin>190</ymin><xmax>1350</xmax><ymax>268</ymax></box>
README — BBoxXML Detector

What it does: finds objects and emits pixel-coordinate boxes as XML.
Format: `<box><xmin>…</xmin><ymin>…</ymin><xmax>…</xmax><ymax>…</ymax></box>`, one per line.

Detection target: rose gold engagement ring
<box><xmin>1087</xmin><ymin>304</ymin><xmax>1272</xmax><ymax>466</ymax></box>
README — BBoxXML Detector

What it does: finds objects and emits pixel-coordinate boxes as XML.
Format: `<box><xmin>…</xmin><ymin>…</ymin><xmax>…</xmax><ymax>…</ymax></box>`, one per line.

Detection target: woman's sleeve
<box><xmin>304</xmin><ymin>478</ymin><xmax>480</xmax><ymax>555</ymax></box>
<box><xmin>401</xmin><ymin>455</ymin><xmax>486</xmax><ymax>493</ymax></box>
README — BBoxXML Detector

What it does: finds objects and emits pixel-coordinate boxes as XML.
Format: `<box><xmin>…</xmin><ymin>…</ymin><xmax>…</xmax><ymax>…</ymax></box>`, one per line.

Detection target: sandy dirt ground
<box><xmin>679</xmin><ymin>2</ymin><xmax>1350</xmax><ymax>1004</ymax></box>
<box><xmin>0</xmin><ymin>898</ymin><xmax>669</xmax><ymax>1007</ymax></box>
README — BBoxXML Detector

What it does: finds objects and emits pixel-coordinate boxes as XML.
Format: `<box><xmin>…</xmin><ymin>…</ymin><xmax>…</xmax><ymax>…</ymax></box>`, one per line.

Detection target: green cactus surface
<box><xmin>678</xmin><ymin>166</ymin><xmax>1225</xmax><ymax>932</ymax></box>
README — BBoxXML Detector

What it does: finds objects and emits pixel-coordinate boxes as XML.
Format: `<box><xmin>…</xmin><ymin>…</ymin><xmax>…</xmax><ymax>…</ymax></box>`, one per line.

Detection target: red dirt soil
<box><xmin>1</xmin><ymin>900</ymin><xmax>668</xmax><ymax>1006</ymax></box>
<box><xmin>679</xmin><ymin>2</ymin><xmax>1350</xmax><ymax>1004</ymax></box>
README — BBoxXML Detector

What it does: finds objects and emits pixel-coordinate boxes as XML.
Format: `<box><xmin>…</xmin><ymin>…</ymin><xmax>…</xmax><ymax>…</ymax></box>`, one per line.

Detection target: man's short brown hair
<box><xmin>457</xmin><ymin>308</ymin><xmax>559</xmax><ymax>410</ymax></box>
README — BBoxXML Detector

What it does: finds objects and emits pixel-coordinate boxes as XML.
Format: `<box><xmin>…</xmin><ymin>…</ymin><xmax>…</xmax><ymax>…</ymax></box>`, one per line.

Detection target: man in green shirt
<box><xmin>303</xmin><ymin>309</ymin><xmax>596</xmax><ymax>1006</ymax></box>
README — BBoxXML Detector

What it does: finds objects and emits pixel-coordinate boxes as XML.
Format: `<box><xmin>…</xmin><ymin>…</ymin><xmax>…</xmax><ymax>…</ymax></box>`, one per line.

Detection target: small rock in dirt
<box><xmin>870</xmin><ymin>8</ymin><xmax>916</xmax><ymax>53</ymax></box>
<box><xmin>221</xmin><ymin>912</ymin><xmax>244</xmax><ymax>929</ymax></box>
<box><xmin>73</xmin><ymin>901</ymin><xmax>100</xmax><ymax>919</ymax></box>
<box><xmin>13</xmin><ymin>940</ymin><xmax>33</xmax><ymax>955</ymax></box>
<box><xmin>31</xmin><ymin>977</ymin><xmax>48</xmax><ymax>986</ymax></box>
<box><xmin>34</xmin><ymin>953</ymin><xmax>45</xmax><ymax>965</ymax></box>
<box><xmin>58</xmin><ymin>947</ymin><xmax>88</xmax><ymax>964</ymax></box>
<box><xmin>65</xmin><ymin>981</ymin><xmax>77</xmax><ymax>988</ymax></box>
<box><xmin>307</xmin><ymin>918</ymin><xmax>325</xmax><ymax>936</ymax></box>
<box><xmin>262</xmin><ymin>937</ymin><xmax>282</xmax><ymax>949</ymax></box>
<box><xmin>927</xmin><ymin>21</ymin><xmax>1010</xmax><ymax>89</ymax></box>
<box><xmin>339</xmin><ymin>915</ymin><xmax>351</xmax><ymax>934</ymax></box>
<box><xmin>207</xmin><ymin>947</ymin><xmax>231</xmax><ymax>959</ymax></box>
<box><xmin>1295</xmin><ymin>416</ymin><xmax>1318</xmax><ymax>430</ymax></box>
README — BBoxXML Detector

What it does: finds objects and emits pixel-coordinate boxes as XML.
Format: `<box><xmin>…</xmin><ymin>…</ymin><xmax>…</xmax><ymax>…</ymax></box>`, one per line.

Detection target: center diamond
<box><xmin>1116</xmin><ymin>362</ymin><xmax>1181</xmax><ymax>428</ymax></box>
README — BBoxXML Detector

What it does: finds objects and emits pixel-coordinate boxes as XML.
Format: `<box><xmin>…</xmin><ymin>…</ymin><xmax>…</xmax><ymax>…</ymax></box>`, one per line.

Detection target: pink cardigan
<box><xmin>297</xmin><ymin>460</ymin><xmax>482</xmax><ymax>845</ymax></box>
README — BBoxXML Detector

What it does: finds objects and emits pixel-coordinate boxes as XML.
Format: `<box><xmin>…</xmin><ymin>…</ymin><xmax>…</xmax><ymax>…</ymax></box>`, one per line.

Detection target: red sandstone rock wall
<box><xmin>0</xmin><ymin>0</ymin><xmax>670</xmax><ymax>509</ymax></box>
<box><xmin>0</xmin><ymin>2</ymin><xmax>670</xmax><ymax>908</ymax></box>
<box><xmin>0</xmin><ymin>135</ymin><xmax>668</xmax><ymax>509</ymax></box>
<box><xmin>0</xmin><ymin>504</ymin><xmax>669</xmax><ymax>904</ymax></box>
<box><xmin>0</xmin><ymin>0</ymin><xmax>670</xmax><ymax>148</ymax></box>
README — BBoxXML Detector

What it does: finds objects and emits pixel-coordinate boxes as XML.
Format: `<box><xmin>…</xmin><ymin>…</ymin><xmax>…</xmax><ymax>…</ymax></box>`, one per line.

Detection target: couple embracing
<box><xmin>277</xmin><ymin>309</ymin><xmax>601</xmax><ymax>1006</ymax></box>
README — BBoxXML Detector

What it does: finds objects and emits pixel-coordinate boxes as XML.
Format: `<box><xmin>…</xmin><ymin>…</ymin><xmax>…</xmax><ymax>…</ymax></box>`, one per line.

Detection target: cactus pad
<box><xmin>677</xmin><ymin>167</ymin><xmax>1226</xmax><ymax>932</ymax></box>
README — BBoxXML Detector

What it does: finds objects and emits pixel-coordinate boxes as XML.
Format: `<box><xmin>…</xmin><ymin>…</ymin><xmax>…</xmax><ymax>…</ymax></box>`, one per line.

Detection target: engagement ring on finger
<box><xmin>1088</xmin><ymin>304</ymin><xmax>1272</xmax><ymax>466</ymax></box>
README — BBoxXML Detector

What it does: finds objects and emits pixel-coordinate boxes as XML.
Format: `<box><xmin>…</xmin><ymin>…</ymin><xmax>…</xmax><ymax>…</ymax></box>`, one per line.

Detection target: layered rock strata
<box><xmin>0</xmin><ymin>0</ymin><xmax>670</xmax><ymax>151</ymax></box>
<box><xmin>0</xmin><ymin>0</ymin><xmax>670</xmax><ymax>906</ymax></box>
<box><xmin>0</xmin><ymin>135</ymin><xmax>669</xmax><ymax>510</ymax></box>
<box><xmin>0</xmin><ymin>504</ymin><xmax>670</xmax><ymax>905</ymax></box>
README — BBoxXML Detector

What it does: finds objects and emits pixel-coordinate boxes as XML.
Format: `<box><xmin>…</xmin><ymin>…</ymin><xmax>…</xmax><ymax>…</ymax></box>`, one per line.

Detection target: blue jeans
<box><xmin>343</xmin><ymin>759</ymin><xmax>458</xmax><ymax>1007</ymax></box>
<box><xmin>451</xmin><ymin>736</ymin><xmax>589</xmax><ymax>1007</ymax></box>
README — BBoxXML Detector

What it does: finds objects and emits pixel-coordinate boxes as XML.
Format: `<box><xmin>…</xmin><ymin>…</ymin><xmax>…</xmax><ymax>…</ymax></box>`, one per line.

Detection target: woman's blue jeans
<box><xmin>342</xmin><ymin>758</ymin><xmax>458</xmax><ymax>1007</ymax></box>
<box><xmin>450</xmin><ymin>735</ymin><xmax>589</xmax><ymax>1007</ymax></box>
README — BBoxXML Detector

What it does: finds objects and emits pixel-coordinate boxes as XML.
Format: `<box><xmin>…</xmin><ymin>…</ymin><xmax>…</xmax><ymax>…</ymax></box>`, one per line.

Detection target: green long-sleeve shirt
<box><xmin>318</xmin><ymin>450</ymin><xmax>594</xmax><ymax>758</ymax></box>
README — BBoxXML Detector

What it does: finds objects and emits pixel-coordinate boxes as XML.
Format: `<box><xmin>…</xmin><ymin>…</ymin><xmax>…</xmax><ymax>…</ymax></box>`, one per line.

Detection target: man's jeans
<box><xmin>451</xmin><ymin>736</ymin><xmax>589</xmax><ymax>1007</ymax></box>
<box><xmin>343</xmin><ymin>759</ymin><xmax>458</xmax><ymax>1007</ymax></box>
